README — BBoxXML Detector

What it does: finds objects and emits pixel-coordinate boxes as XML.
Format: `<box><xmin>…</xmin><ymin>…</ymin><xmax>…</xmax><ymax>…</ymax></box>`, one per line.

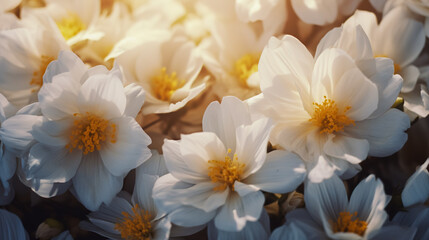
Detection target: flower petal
<box><xmin>77</xmin><ymin>74</ymin><xmax>126</xmax><ymax>120</ymax></box>
<box><xmin>244</xmin><ymin>150</ymin><xmax>306</xmax><ymax>193</ymax></box>
<box><xmin>402</xmin><ymin>159</ymin><xmax>429</xmax><ymax>207</ymax></box>
<box><xmin>72</xmin><ymin>152</ymin><xmax>123</xmax><ymax>211</ymax></box>
<box><xmin>100</xmin><ymin>116</ymin><xmax>152</xmax><ymax>177</ymax></box>
<box><xmin>345</xmin><ymin>109</ymin><xmax>409</xmax><ymax>157</ymax></box>
<box><xmin>25</xmin><ymin>143</ymin><xmax>81</xmax><ymax>183</ymax></box>
<box><xmin>323</xmin><ymin>135</ymin><xmax>369</xmax><ymax>165</ymax></box>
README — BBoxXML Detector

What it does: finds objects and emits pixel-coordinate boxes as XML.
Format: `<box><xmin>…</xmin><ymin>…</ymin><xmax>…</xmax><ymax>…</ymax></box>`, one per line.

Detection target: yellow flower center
<box><xmin>151</xmin><ymin>67</ymin><xmax>185</xmax><ymax>101</ymax></box>
<box><xmin>30</xmin><ymin>55</ymin><xmax>55</xmax><ymax>89</ymax></box>
<box><xmin>114</xmin><ymin>204</ymin><xmax>152</xmax><ymax>240</ymax></box>
<box><xmin>374</xmin><ymin>55</ymin><xmax>401</xmax><ymax>74</ymax></box>
<box><xmin>56</xmin><ymin>12</ymin><xmax>86</xmax><ymax>40</ymax></box>
<box><xmin>233</xmin><ymin>53</ymin><xmax>260</xmax><ymax>87</ymax></box>
<box><xmin>208</xmin><ymin>149</ymin><xmax>245</xmax><ymax>191</ymax></box>
<box><xmin>332</xmin><ymin>211</ymin><xmax>368</xmax><ymax>236</ymax></box>
<box><xmin>309</xmin><ymin>96</ymin><xmax>355</xmax><ymax>134</ymax></box>
<box><xmin>66</xmin><ymin>112</ymin><xmax>117</xmax><ymax>155</ymax></box>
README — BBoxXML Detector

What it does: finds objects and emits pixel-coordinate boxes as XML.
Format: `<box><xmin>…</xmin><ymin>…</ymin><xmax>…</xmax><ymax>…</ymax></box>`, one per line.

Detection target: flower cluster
<box><xmin>0</xmin><ymin>0</ymin><xmax>428</xmax><ymax>240</ymax></box>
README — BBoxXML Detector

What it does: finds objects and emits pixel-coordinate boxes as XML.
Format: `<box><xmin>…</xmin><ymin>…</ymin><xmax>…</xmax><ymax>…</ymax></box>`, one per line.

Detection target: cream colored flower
<box><xmin>338</xmin><ymin>9</ymin><xmax>427</xmax><ymax>118</ymax></box>
<box><xmin>270</xmin><ymin>175</ymin><xmax>416</xmax><ymax>240</ymax></box>
<box><xmin>250</xmin><ymin>35</ymin><xmax>410</xmax><ymax>181</ymax></box>
<box><xmin>117</xmin><ymin>31</ymin><xmax>206</xmax><ymax>115</ymax></box>
<box><xmin>0</xmin><ymin>51</ymin><xmax>152</xmax><ymax>210</ymax></box>
<box><xmin>0</xmin><ymin>14</ymin><xmax>69</xmax><ymax>107</ymax></box>
<box><xmin>153</xmin><ymin>96</ymin><xmax>306</xmax><ymax>233</ymax></box>
<box><xmin>21</xmin><ymin>0</ymin><xmax>104</xmax><ymax>46</ymax></box>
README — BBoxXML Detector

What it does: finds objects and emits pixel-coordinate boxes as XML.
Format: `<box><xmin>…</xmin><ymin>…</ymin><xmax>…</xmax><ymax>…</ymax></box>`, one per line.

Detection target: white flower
<box><xmin>0</xmin><ymin>14</ymin><xmax>69</xmax><ymax>107</ymax></box>
<box><xmin>1</xmin><ymin>51</ymin><xmax>152</xmax><ymax>210</ymax></box>
<box><xmin>0</xmin><ymin>209</ymin><xmax>29</xmax><ymax>240</ymax></box>
<box><xmin>250</xmin><ymin>35</ymin><xmax>410</xmax><ymax>181</ymax></box>
<box><xmin>116</xmin><ymin>31</ymin><xmax>206</xmax><ymax>115</ymax></box>
<box><xmin>291</xmin><ymin>0</ymin><xmax>362</xmax><ymax>26</ymax></box>
<box><xmin>200</xmin><ymin>17</ymin><xmax>271</xmax><ymax>100</ymax></box>
<box><xmin>21</xmin><ymin>0</ymin><xmax>104</xmax><ymax>46</ymax></box>
<box><xmin>81</xmin><ymin>150</ymin><xmax>171</xmax><ymax>240</ymax></box>
<box><xmin>341</xmin><ymin>9</ymin><xmax>427</xmax><ymax>118</ymax></box>
<box><xmin>271</xmin><ymin>175</ymin><xmax>416</xmax><ymax>240</ymax></box>
<box><xmin>401</xmin><ymin>158</ymin><xmax>429</xmax><ymax>208</ymax></box>
<box><xmin>153</xmin><ymin>96</ymin><xmax>306</xmax><ymax>234</ymax></box>
<box><xmin>75</xmin><ymin>2</ymin><xmax>132</xmax><ymax>68</ymax></box>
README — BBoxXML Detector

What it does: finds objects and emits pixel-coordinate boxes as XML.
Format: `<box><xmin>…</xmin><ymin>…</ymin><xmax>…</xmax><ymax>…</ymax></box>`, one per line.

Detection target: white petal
<box><xmin>375</xmin><ymin>7</ymin><xmax>425</xmax><ymax>66</ymax></box>
<box><xmin>152</xmin><ymin>217</ymin><xmax>171</xmax><ymax>240</ymax></box>
<box><xmin>21</xmin><ymin>178</ymin><xmax>72</xmax><ymax>198</ymax></box>
<box><xmin>72</xmin><ymin>152</ymin><xmax>123</xmax><ymax>211</ymax></box>
<box><xmin>304</xmin><ymin>174</ymin><xmax>348</xmax><ymax>225</ymax></box>
<box><xmin>180</xmin><ymin>132</ymin><xmax>226</xmax><ymax>180</ymax></box>
<box><xmin>323</xmin><ymin>135</ymin><xmax>369</xmax><ymax>164</ymax></box>
<box><xmin>403</xmin><ymin>84</ymin><xmax>429</xmax><ymax>118</ymax></box>
<box><xmin>400</xmin><ymin>65</ymin><xmax>420</xmax><ymax>93</ymax></box>
<box><xmin>347</xmin><ymin>175</ymin><xmax>389</xmax><ymax>233</ymax></box>
<box><xmin>368</xmin><ymin>58</ymin><xmax>402</xmax><ymax>118</ymax></box>
<box><xmin>123</xmin><ymin>83</ymin><xmax>145</xmax><ymax>118</ymax></box>
<box><xmin>31</xmin><ymin>118</ymin><xmax>72</xmax><ymax>147</ymax></box>
<box><xmin>345</xmin><ymin>109</ymin><xmax>410</xmax><ymax>157</ymax></box>
<box><xmin>0</xmin><ymin>115</ymin><xmax>40</xmax><ymax>152</ymax></box>
<box><xmin>136</xmin><ymin>149</ymin><xmax>168</xmax><ymax>177</ymax></box>
<box><xmin>162</xmin><ymin>139</ymin><xmax>209</xmax><ymax>184</ymax></box>
<box><xmin>269</xmin><ymin>222</ymin><xmax>308</xmax><ymax>240</ymax></box>
<box><xmin>38</xmin><ymin>72</ymin><xmax>80</xmax><ymax>120</ymax></box>
<box><xmin>244</xmin><ymin>150</ymin><xmax>306</xmax><ymax>193</ymax></box>
<box><xmin>393</xmin><ymin>205</ymin><xmax>429</xmax><ymax>240</ymax></box>
<box><xmin>259</xmin><ymin>36</ymin><xmax>313</xmax><ymax>96</ymax></box>
<box><xmin>202</xmin><ymin>96</ymin><xmax>252</xmax><ymax>151</ymax></box>
<box><xmin>154</xmin><ymin>174</ymin><xmax>227</xmax><ymax>213</ymax></box>
<box><xmin>77</xmin><ymin>75</ymin><xmax>126</xmax><ymax>119</ymax></box>
<box><xmin>25</xmin><ymin>143</ymin><xmax>81</xmax><ymax>183</ymax></box>
<box><xmin>169</xmin><ymin>205</ymin><xmax>216</xmax><ymax>227</ymax></box>
<box><xmin>0</xmin><ymin>209</ymin><xmax>29</xmax><ymax>240</ymax></box>
<box><xmin>43</xmin><ymin>51</ymin><xmax>87</xmax><ymax>84</ymax></box>
<box><xmin>132</xmin><ymin>173</ymin><xmax>158</xmax><ymax>217</ymax></box>
<box><xmin>100</xmin><ymin>116</ymin><xmax>152</xmax><ymax>177</ymax></box>
<box><xmin>235</xmin><ymin>117</ymin><xmax>273</xmax><ymax>177</ymax></box>
<box><xmin>214</xmin><ymin>191</ymin><xmax>264</xmax><ymax>232</ymax></box>
<box><xmin>402</xmin><ymin>159</ymin><xmax>429</xmax><ymax>207</ymax></box>
<box><xmin>209</xmin><ymin>216</ymin><xmax>269</xmax><ymax>240</ymax></box>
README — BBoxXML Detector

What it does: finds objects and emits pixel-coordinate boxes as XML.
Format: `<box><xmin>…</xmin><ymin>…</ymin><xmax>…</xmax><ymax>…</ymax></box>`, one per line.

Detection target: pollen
<box><xmin>66</xmin><ymin>112</ymin><xmax>117</xmax><ymax>155</ymax></box>
<box><xmin>151</xmin><ymin>67</ymin><xmax>185</xmax><ymax>101</ymax></box>
<box><xmin>332</xmin><ymin>211</ymin><xmax>368</xmax><ymax>236</ymax></box>
<box><xmin>56</xmin><ymin>12</ymin><xmax>86</xmax><ymax>40</ymax></box>
<box><xmin>233</xmin><ymin>54</ymin><xmax>260</xmax><ymax>87</ymax></box>
<box><xmin>30</xmin><ymin>55</ymin><xmax>55</xmax><ymax>89</ymax></box>
<box><xmin>208</xmin><ymin>149</ymin><xmax>245</xmax><ymax>191</ymax></box>
<box><xmin>114</xmin><ymin>204</ymin><xmax>152</xmax><ymax>240</ymax></box>
<box><xmin>309</xmin><ymin>96</ymin><xmax>355</xmax><ymax>134</ymax></box>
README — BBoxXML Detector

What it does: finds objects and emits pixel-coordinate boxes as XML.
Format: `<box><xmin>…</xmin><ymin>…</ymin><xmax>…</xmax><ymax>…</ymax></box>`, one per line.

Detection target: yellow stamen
<box><xmin>374</xmin><ymin>55</ymin><xmax>401</xmax><ymax>74</ymax></box>
<box><xmin>56</xmin><ymin>12</ymin><xmax>86</xmax><ymax>40</ymax></box>
<box><xmin>208</xmin><ymin>149</ymin><xmax>245</xmax><ymax>191</ymax></box>
<box><xmin>114</xmin><ymin>204</ymin><xmax>152</xmax><ymax>240</ymax></box>
<box><xmin>30</xmin><ymin>55</ymin><xmax>55</xmax><ymax>89</ymax></box>
<box><xmin>66</xmin><ymin>112</ymin><xmax>117</xmax><ymax>155</ymax></box>
<box><xmin>151</xmin><ymin>67</ymin><xmax>185</xmax><ymax>101</ymax></box>
<box><xmin>309</xmin><ymin>96</ymin><xmax>355</xmax><ymax>134</ymax></box>
<box><xmin>233</xmin><ymin>54</ymin><xmax>260</xmax><ymax>87</ymax></box>
<box><xmin>332</xmin><ymin>211</ymin><xmax>368</xmax><ymax>236</ymax></box>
